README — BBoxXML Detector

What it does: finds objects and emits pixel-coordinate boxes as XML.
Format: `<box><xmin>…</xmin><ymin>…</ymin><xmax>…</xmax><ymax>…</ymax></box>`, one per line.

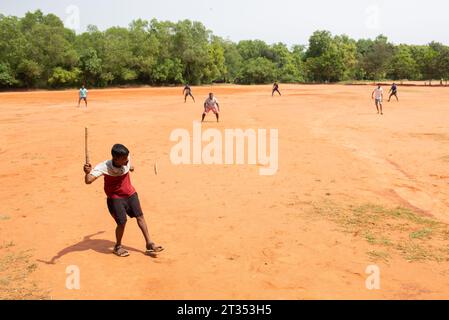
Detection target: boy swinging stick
<box><xmin>83</xmin><ymin>128</ymin><xmax>163</xmax><ymax>257</ymax></box>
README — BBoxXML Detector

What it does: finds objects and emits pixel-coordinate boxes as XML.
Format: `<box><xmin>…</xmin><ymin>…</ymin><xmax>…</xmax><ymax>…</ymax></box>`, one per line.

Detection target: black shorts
<box><xmin>107</xmin><ymin>193</ymin><xmax>143</xmax><ymax>225</ymax></box>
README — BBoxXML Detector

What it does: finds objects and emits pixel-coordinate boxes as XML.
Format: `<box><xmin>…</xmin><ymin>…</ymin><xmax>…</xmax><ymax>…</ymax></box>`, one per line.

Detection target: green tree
<box><xmin>48</xmin><ymin>67</ymin><xmax>81</xmax><ymax>87</ymax></box>
<box><xmin>236</xmin><ymin>57</ymin><xmax>277</xmax><ymax>84</ymax></box>
<box><xmin>203</xmin><ymin>36</ymin><xmax>227</xmax><ymax>83</ymax></box>
<box><xmin>2</xmin><ymin>10</ymin><xmax>449</xmax><ymax>89</ymax></box>
<box><xmin>151</xmin><ymin>58</ymin><xmax>184</xmax><ymax>84</ymax></box>
<box><xmin>79</xmin><ymin>48</ymin><xmax>103</xmax><ymax>86</ymax></box>
<box><xmin>237</xmin><ymin>40</ymin><xmax>273</xmax><ymax>61</ymax></box>
<box><xmin>221</xmin><ymin>40</ymin><xmax>243</xmax><ymax>83</ymax></box>
<box><xmin>18</xmin><ymin>11</ymin><xmax>79</xmax><ymax>86</ymax></box>
<box><xmin>0</xmin><ymin>63</ymin><xmax>17</xmax><ymax>87</ymax></box>
<box><xmin>17</xmin><ymin>59</ymin><xmax>43</xmax><ymax>87</ymax></box>
<box><xmin>305</xmin><ymin>31</ymin><xmax>356</xmax><ymax>82</ymax></box>
<box><xmin>387</xmin><ymin>45</ymin><xmax>419</xmax><ymax>80</ymax></box>
<box><xmin>172</xmin><ymin>20</ymin><xmax>210</xmax><ymax>84</ymax></box>
<box><xmin>357</xmin><ymin>35</ymin><xmax>394</xmax><ymax>80</ymax></box>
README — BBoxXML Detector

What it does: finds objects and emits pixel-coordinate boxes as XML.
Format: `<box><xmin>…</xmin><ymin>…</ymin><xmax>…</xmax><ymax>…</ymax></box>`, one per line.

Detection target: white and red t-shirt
<box><xmin>204</xmin><ymin>97</ymin><xmax>219</xmax><ymax>108</ymax></box>
<box><xmin>91</xmin><ymin>158</ymin><xmax>136</xmax><ymax>199</ymax></box>
<box><xmin>204</xmin><ymin>97</ymin><xmax>219</xmax><ymax>113</ymax></box>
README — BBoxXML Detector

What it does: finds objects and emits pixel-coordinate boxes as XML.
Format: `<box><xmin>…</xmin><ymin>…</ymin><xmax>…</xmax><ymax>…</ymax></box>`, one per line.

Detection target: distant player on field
<box><xmin>272</xmin><ymin>81</ymin><xmax>282</xmax><ymax>96</ymax></box>
<box><xmin>78</xmin><ymin>85</ymin><xmax>88</xmax><ymax>108</ymax></box>
<box><xmin>372</xmin><ymin>84</ymin><xmax>384</xmax><ymax>115</ymax></box>
<box><xmin>388</xmin><ymin>83</ymin><xmax>399</xmax><ymax>102</ymax></box>
<box><xmin>183</xmin><ymin>84</ymin><xmax>195</xmax><ymax>103</ymax></box>
<box><xmin>202</xmin><ymin>93</ymin><xmax>220</xmax><ymax>123</ymax></box>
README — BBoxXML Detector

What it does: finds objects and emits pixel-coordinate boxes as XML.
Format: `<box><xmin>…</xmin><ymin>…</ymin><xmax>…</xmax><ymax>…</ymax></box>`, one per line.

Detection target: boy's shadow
<box><xmin>37</xmin><ymin>232</ymin><xmax>145</xmax><ymax>265</ymax></box>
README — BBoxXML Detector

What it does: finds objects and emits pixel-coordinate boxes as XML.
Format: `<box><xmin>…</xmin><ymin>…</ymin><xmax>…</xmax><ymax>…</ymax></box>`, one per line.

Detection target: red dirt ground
<box><xmin>1</xmin><ymin>84</ymin><xmax>449</xmax><ymax>299</ymax></box>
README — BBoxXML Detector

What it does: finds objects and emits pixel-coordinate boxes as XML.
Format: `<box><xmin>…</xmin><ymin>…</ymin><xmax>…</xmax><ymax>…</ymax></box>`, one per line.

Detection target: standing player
<box><xmin>78</xmin><ymin>85</ymin><xmax>88</xmax><ymax>108</ymax></box>
<box><xmin>388</xmin><ymin>83</ymin><xmax>399</xmax><ymax>102</ymax></box>
<box><xmin>183</xmin><ymin>84</ymin><xmax>195</xmax><ymax>103</ymax></box>
<box><xmin>202</xmin><ymin>92</ymin><xmax>220</xmax><ymax>123</ymax></box>
<box><xmin>272</xmin><ymin>81</ymin><xmax>281</xmax><ymax>96</ymax></box>
<box><xmin>83</xmin><ymin>144</ymin><xmax>164</xmax><ymax>257</ymax></box>
<box><xmin>372</xmin><ymin>84</ymin><xmax>384</xmax><ymax>115</ymax></box>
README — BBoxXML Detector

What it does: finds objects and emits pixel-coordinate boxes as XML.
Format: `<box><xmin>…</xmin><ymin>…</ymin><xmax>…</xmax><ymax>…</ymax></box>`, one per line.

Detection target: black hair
<box><xmin>111</xmin><ymin>144</ymin><xmax>129</xmax><ymax>158</ymax></box>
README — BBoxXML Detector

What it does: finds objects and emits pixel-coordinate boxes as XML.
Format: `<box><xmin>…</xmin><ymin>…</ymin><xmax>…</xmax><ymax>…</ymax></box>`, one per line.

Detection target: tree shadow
<box><xmin>37</xmin><ymin>231</ymin><xmax>145</xmax><ymax>265</ymax></box>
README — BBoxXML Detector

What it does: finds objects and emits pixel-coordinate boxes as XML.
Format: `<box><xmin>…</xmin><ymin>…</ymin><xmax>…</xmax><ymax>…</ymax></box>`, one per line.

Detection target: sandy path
<box><xmin>1</xmin><ymin>84</ymin><xmax>449</xmax><ymax>299</ymax></box>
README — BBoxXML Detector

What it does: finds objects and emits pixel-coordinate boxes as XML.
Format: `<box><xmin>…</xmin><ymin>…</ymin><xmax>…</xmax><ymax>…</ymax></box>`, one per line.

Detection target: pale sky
<box><xmin>1</xmin><ymin>0</ymin><xmax>448</xmax><ymax>46</ymax></box>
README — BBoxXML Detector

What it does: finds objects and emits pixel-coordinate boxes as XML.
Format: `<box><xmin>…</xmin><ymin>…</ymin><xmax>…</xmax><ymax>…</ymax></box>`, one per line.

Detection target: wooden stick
<box><xmin>154</xmin><ymin>161</ymin><xmax>158</xmax><ymax>176</ymax></box>
<box><xmin>85</xmin><ymin>127</ymin><xmax>90</xmax><ymax>164</ymax></box>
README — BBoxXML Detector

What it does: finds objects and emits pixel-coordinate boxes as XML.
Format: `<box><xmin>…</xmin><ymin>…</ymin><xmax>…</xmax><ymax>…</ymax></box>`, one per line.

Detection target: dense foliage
<box><xmin>1</xmin><ymin>10</ymin><xmax>448</xmax><ymax>89</ymax></box>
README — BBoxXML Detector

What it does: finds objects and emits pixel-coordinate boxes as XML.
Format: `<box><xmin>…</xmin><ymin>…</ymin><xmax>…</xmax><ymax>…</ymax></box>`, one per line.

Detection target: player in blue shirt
<box><xmin>78</xmin><ymin>85</ymin><xmax>88</xmax><ymax>107</ymax></box>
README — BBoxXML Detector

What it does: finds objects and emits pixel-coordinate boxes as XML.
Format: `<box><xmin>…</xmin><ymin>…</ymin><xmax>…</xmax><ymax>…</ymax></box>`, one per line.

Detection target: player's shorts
<box><xmin>375</xmin><ymin>98</ymin><xmax>382</xmax><ymax>106</ymax></box>
<box><xmin>204</xmin><ymin>105</ymin><xmax>219</xmax><ymax>114</ymax></box>
<box><xmin>107</xmin><ymin>193</ymin><xmax>143</xmax><ymax>225</ymax></box>
<box><xmin>80</xmin><ymin>97</ymin><xmax>87</xmax><ymax>100</ymax></box>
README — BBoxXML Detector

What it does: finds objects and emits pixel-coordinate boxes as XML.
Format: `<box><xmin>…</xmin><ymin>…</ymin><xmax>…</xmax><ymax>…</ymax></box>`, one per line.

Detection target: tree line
<box><xmin>1</xmin><ymin>10</ymin><xmax>449</xmax><ymax>89</ymax></box>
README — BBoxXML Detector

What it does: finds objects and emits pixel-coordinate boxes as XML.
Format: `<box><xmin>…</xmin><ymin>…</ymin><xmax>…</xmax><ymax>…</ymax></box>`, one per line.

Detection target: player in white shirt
<box><xmin>202</xmin><ymin>92</ymin><xmax>220</xmax><ymax>123</ymax></box>
<box><xmin>371</xmin><ymin>84</ymin><xmax>384</xmax><ymax>115</ymax></box>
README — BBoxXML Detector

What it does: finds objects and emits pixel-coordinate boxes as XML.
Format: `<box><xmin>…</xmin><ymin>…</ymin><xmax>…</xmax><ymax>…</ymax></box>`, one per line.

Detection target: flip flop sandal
<box><xmin>145</xmin><ymin>244</ymin><xmax>164</xmax><ymax>255</ymax></box>
<box><xmin>113</xmin><ymin>245</ymin><xmax>130</xmax><ymax>257</ymax></box>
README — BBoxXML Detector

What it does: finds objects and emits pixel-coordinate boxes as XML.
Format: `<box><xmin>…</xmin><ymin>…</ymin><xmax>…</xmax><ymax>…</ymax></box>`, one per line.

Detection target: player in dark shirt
<box><xmin>183</xmin><ymin>84</ymin><xmax>195</xmax><ymax>103</ymax></box>
<box><xmin>388</xmin><ymin>83</ymin><xmax>399</xmax><ymax>102</ymax></box>
<box><xmin>272</xmin><ymin>82</ymin><xmax>281</xmax><ymax>96</ymax></box>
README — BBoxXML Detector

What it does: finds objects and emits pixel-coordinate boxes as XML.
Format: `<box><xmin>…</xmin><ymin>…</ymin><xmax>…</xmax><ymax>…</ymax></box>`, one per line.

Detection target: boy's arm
<box><xmin>83</xmin><ymin>164</ymin><xmax>98</xmax><ymax>184</ymax></box>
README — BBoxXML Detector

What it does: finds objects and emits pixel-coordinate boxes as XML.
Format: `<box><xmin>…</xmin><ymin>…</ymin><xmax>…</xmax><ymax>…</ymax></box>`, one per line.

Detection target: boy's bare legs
<box><xmin>136</xmin><ymin>216</ymin><xmax>163</xmax><ymax>252</ymax></box>
<box><xmin>185</xmin><ymin>94</ymin><xmax>195</xmax><ymax>103</ymax></box>
<box><xmin>78</xmin><ymin>98</ymin><xmax>87</xmax><ymax>107</ymax></box>
<box><xmin>113</xmin><ymin>223</ymin><xmax>130</xmax><ymax>257</ymax></box>
<box><xmin>115</xmin><ymin>223</ymin><xmax>126</xmax><ymax>247</ymax></box>
<box><xmin>388</xmin><ymin>93</ymin><xmax>399</xmax><ymax>102</ymax></box>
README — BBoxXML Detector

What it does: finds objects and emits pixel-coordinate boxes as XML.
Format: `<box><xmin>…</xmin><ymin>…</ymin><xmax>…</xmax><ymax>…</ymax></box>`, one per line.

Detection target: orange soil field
<box><xmin>1</xmin><ymin>84</ymin><xmax>449</xmax><ymax>300</ymax></box>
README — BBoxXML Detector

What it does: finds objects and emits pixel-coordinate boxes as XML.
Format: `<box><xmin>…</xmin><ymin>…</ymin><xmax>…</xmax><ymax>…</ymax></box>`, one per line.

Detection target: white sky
<box><xmin>1</xmin><ymin>0</ymin><xmax>448</xmax><ymax>46</ymax></box>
